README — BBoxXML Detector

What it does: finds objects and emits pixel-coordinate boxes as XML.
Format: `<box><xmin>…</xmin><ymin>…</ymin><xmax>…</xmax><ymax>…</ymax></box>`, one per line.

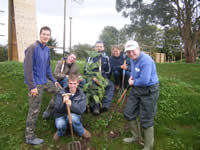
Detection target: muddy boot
<box><xmin>26</xmin><ymin>138</ymin><xmax>44</xmax><ymax>145</ymax></box>
<box><xmin>83</xmin><ymin>129</ymin><xmax>91</xmax><ymax>139</ymax></box>
<box><xmin>123</xmin><ymin>120</ymin><xmax>139</xmax><ymax>143</ymax></box>
<box><xmin>53</xmin><ymin>132</ymin><xmax>60</xmax><ymax>141</ymax></box>
<box><xmin>142</xmin><ymin>126</ymin><xmax>154</xmax><ymax>150</ymax></box>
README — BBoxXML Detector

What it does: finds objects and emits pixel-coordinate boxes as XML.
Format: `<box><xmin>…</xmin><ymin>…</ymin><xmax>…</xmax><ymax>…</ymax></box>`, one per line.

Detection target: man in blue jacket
<box><xmin>24</xmin><ymin>26</ymin><xmax>59</xmax><ymax>145</ymax></box>
<box><xmin>123</xmin><ymin>40</ymin><xmax>159</xmax><ymax>150</ymax></box>
<box><xmin>53</xmin><ymin>74</ymin><xmax>91</xmax><ymax>141</ymax></box>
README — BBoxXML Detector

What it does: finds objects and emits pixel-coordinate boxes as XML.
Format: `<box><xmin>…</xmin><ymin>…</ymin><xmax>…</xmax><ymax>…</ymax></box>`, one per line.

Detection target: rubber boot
<box><xmin>123</xmin><ymin>120</ymin><xmax>139</xmax><ymax>143</ymax></box>
<box><xmin>142</xmin><ymin>126</ymin><xmax>154</xmax><ymax>150</ymax></box>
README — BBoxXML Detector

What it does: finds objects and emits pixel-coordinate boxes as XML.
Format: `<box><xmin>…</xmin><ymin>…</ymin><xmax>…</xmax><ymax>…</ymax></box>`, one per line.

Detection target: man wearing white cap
<box><xmin>123</xmin><ymin>40</ymin><xmax>159</xmax><ymax>150</ymax></box>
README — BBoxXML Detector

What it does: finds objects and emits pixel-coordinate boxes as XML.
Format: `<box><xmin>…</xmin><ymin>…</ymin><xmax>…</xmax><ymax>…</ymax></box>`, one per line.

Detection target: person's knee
<box><xmin>56</xmin><ymin>118</ymin><xmax>66</xmax><ymax>129</ymax></box>
<box><xmin>113</xmin><ymin>70</ymin><xmax>120</xmax><ymax>76</ymax></box>
<box><xmin>71</xmin><ymin>114</ymin><xmax>80</xmax><ymax>124</ymax></box>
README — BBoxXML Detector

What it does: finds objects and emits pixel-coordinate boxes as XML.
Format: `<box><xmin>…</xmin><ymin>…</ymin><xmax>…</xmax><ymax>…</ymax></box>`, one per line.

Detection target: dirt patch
<box><xmin>108</xmin><ymin>130</ymin><xmax>121</xmax><ymax>139</ymax></box>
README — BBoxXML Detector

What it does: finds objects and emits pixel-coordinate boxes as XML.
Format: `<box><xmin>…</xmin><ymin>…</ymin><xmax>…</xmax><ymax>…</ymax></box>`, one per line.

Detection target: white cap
<box><xmin>124</xmin><ymin>40</ymin><xmax>139</xmax><ymax>52</ymax></box>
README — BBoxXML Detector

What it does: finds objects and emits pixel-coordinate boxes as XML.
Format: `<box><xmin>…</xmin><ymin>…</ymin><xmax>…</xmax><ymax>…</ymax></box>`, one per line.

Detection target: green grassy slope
<box><xmin>0</xmin><ymin>61</ymin><xmax>200</xmax><ymax>150</ymax></box>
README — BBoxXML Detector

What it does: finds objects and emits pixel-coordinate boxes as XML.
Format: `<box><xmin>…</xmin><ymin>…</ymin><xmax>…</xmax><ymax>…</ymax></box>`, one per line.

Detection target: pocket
<box><xmin>149</xmin><ymin>84</ymin><xmax>159</xmax><ymax>94</ymax></box>
<box><xmin>133</xmin><ymin>87</ymin><xmax>150</xmax><ymax>96</ymax></box>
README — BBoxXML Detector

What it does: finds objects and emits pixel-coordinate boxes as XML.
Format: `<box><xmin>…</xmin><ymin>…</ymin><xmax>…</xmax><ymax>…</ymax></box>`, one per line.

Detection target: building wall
<box><xmin>10</xmin><ymin>0</ymin><xmax>38</xmax><ymax>62</ymax></box>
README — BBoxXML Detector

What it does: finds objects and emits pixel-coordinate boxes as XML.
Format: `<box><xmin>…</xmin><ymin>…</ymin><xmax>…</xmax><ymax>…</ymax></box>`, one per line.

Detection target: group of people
<box><xmin>24</xmin><ymin>26</ymin><xmax>159</xmax><ymax>150</ymax></box>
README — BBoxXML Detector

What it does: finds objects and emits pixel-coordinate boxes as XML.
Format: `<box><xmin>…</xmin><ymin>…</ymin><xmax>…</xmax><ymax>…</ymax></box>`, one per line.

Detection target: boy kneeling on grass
<box><xmin>53</xmin><ymin>74</ymin><xmax>91</xmax><ymax>141</ymax></box>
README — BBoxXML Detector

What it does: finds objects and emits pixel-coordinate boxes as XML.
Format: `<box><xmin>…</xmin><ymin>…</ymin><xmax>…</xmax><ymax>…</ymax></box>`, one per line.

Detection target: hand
<box><xmin>64</xmin><ymin>98</ymin><xmax>71</xmax><ymax>107</ymax></box>
<box><xmin>78</xmin><ymin>75</ymin><xmax>82</xmax><ymax>83</ymax></box>
<box><xmin>128</xmin><ymin>77</ymin><xmax>134</xmax><ymax>86</ymax></box>
<box><xmin>93</xmin><ymin>77</ymin><xmax>99</xmax><ymax>83</ymax></box>
<box><xmin>55</xmin><ymin>81</ymin><xmax>60</xmax><ymax>88</ymax></box>
<box><xmin>30</xmin><ymin>88</ymin><xmax>38</xmax><ymax>97</ymax></box>
<box><xmin>121</xmin><ymin>64</ymin><xmax>128</xmax><ymax>70</ymax></box>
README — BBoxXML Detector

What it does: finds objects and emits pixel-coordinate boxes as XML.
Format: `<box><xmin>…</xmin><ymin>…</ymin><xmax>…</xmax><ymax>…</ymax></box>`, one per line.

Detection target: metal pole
<box><xmin>63</xmin><ymin>0</ymin><xmax>66</xmax><ymax>58</ymax></box>
<box><xmin>69</xmin><ymin>17</ymin><xmax>72</xmax><ymax>51</ymax></box>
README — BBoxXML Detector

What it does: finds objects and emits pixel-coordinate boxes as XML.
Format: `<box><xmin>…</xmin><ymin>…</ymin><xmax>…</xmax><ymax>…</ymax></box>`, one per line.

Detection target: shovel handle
<box><xmin>117</xmin><ymin>85</ymin><xmax>131</xmax><ymax>104</ymax></box>
<box><xmin>67</xmin><ymin>105</ymin><xmax>74</xmax><ymax>137</ymax></box>
<box><xmin>117</xmin><ymin>88</ymin><xmax>128</xmax><ymax>104</ymax></box>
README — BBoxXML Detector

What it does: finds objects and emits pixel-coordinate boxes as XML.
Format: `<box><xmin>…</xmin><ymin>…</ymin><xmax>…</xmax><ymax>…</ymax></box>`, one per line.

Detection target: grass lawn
<box><xmin>0</xmin><ymin>61</ymin><xmax>200</xmax><ymax>150</ymax></box>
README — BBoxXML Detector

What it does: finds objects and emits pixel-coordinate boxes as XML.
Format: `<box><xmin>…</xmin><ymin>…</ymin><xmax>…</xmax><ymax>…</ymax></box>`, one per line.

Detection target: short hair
<box><xmin>64</xmin><ymin>52</ymin><xmax>77</xmax><ymax>60</ymax></box>
<box><xmin>95</xmin><ymin>40</ymin><xmax>104</xmax><ymax>46</ymax></box>
<box><xmin>111</xmin><ymin>45</ymin><xmax>122</xmax><ymax>51</ymax></box>
<box><xmin>68</xmin><ymin>74</ymin><xmax>79</xmax><ymax>82</ymax></box>
<box><xmin>40</xmin><ymin>26</ymin><xmax>51</xmax><ymax>35</ymax></box>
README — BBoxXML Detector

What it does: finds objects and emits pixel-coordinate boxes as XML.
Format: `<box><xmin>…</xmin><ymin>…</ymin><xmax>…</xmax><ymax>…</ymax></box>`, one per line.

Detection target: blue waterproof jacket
<box><xmin>24</xmin><ymin>41</ymin><xmax>56</xmax><ymax>90</ymax></box>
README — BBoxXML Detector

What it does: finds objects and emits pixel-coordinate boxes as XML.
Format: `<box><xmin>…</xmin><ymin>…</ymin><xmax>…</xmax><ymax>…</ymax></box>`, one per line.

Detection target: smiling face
<box><xmin>126</xmin><ymin>48</ymin><xmax>140</xmax><ymax>60</ymax></box>
<box><xmin>68</xmin><ymin>79</ymin><xmax>79</xmax><ymax>94</ymax></box>
<box><xmin>39</xmin><ymin>29</ymin><xmax>51</xmax><ymax>45</ymax></box>
<box><xmin>112</xmin><ymin>48</ymin><xmax>121</xmax><ymax>57</ymax></box>
<box><xmin>66</xmin><ymin>54</ymin><xmax>77</xmax><ymax>64</ymax></box>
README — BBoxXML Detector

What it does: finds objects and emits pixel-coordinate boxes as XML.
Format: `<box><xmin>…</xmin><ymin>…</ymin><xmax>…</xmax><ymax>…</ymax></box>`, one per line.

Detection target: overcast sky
<box><xmin>0</xmin><ymin>0</ymin><xmax>130</xmax><ymax>50</ymax></box>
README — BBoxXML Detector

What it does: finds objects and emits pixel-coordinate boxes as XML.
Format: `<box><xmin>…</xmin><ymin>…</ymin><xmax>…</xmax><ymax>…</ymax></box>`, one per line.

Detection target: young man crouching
<box><xmin>53</xmin><ymin>74</ymin><xmax>91</xmax><ymax>141</ymax></box>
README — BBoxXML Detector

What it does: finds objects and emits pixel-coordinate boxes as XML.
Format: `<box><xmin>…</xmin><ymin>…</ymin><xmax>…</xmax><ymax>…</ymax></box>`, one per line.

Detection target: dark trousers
<box><xmin>25</xmin><ymin>80</ymin><xmax>57</xmax><ymax>140</ymax></box>
<box><xmin>113</xmin><ymin>69</ymin><xmax>130</xmax><ymax>88</ymax></box>
<box><xmin>124</xmin><ymin>83</ymin><xmax>159</xmax><ymax>128</ymax></box>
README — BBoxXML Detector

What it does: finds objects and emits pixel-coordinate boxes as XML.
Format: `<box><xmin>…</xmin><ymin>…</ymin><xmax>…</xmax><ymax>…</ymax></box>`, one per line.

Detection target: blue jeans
<box><xmin>55</xmin><ymin>114</ymin><xmax>84</xmax><ymax>136</ymax></box>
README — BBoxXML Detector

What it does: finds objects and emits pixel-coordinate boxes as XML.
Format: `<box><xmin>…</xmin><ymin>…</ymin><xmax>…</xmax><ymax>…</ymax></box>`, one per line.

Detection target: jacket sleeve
<box><xmin>70</xmin><ymin>90</ymin><xmax>87</xmax><ymax>115</ymax></box>
<box><xmin>54</xmin><ymin>60</ymin><xmax>66</xmax><ymax>80</ymax></box>
<box><xmin>24</xmin><ymin>45</ymin><xmax>36</xmax><ymax>91</ymax></box>
<box><xmin>102</xmin><ymin>56</ymin><xmax>111</xmax><ymax>79</ymax></box>
<box><xmin>46</xmin><ymin>49</ymin><xmax>56</xmax><ymax>83</ymax></box>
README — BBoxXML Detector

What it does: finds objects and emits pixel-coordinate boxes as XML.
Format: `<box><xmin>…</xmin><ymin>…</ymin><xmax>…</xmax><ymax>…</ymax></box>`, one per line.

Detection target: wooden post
<box><xmin>8</xmin><ymin>0</ymin><xmax>18</xmax><ymax>61</ymax></box>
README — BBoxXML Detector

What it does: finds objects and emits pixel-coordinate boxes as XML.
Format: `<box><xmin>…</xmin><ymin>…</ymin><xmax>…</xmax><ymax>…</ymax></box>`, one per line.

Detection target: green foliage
<box><xmin>83</xmin><ymin>51</ymin><xmax>108</xmax><ymax>106</ymax></box>
<box><xmin>71</xmin><ymin>43</ymin><xmax>93</xmax><ymax>60</ymax></box>
<box><xmin>47</xmin><ymin>38</ymin><xmax>62</xmax><ymax>60</ymax></box>
<box><xmin>0</xmin><ymin>61</ymin><xmax>200</xmax><ymax>150</ymax></box>
<box><xmin>99</xmin><ymin>26</ymin><xmax>120</xmax><ymax>55</ymax></box>
<box><xmin>0</xmin><ymin>45</ymin><xmax>8</xmax><ymax>62</ymax></box>
<box><xmin>167</xmin><ymin>138</ymin><xmax>194</xmax><ymax>150</ymax></box>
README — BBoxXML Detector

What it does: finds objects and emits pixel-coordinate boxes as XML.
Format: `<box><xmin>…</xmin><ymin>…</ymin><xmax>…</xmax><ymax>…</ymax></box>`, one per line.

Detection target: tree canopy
<box><xmin>116</xmin><ymin>0</ymin><xmax>200</xmax><ymax>63</ymax></box>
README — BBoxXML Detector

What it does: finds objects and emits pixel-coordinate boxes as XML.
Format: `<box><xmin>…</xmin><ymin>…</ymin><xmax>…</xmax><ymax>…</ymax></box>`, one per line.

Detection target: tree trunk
<box><xmin>184</xmin><ymin>39</ymin><xmax>196</xmax><ymax>63</ymax></box>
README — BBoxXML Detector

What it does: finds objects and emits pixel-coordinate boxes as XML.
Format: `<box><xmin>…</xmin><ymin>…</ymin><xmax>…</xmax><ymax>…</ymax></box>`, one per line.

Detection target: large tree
<box><xmin>71</xmin><ymin>43</ymin><xmax>93</xmax><ymax>60</ymax></box>
<box><xmin>99</xmin><ymin>26</ymin><xmax>119</xmax><ymax>55</ymax></box>
<box><xmin>116</xmin><ymin>0</ymin><xmax>200</xmax><ymax>63</ymax></box>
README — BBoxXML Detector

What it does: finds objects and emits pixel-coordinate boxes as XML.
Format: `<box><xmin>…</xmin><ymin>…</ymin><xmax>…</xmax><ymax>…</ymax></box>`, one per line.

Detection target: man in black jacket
<box><xmin>84</xmin><ymin>41</ymin><xmax>114</xmax><ymax>115</ymax></box>
<box><xmin>53</xmin><ymin>74</ymin><xmax>91</xmax><ymax>141</ymax></box>
<box><xmin>110</xmin><ymin>45</ymin><xmax>131</xmax><ymax>89</ymax></box>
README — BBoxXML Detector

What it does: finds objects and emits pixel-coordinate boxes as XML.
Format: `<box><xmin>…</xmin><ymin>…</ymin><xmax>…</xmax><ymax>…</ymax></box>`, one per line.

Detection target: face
<box><xmin>40</xmin><ymin>30</ymin><xmax>51</xmax><ymax>45</ymax></box>
<box><xmin>112</xmin><ymin>48</ymin><xmax>121</xmax><ymax>57</ymax></box>
<box><xmin>67</xmin><ymin>54</ymin><xmax>77</xmax><ymax>64</ymax></box>
<box><xmin>126</xmin><ymin>48</ymin><xmax>140</xmax><ymax>60</ymax></box>
<box><xmin>95</xmin><ymin>43</ymin><xmax>104</xmax><ymax>52</ymax></box>
<box><xmin>68</xmin><ymin>80</ymin><xmax>79</xmax><ymax>93</ymax></box>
